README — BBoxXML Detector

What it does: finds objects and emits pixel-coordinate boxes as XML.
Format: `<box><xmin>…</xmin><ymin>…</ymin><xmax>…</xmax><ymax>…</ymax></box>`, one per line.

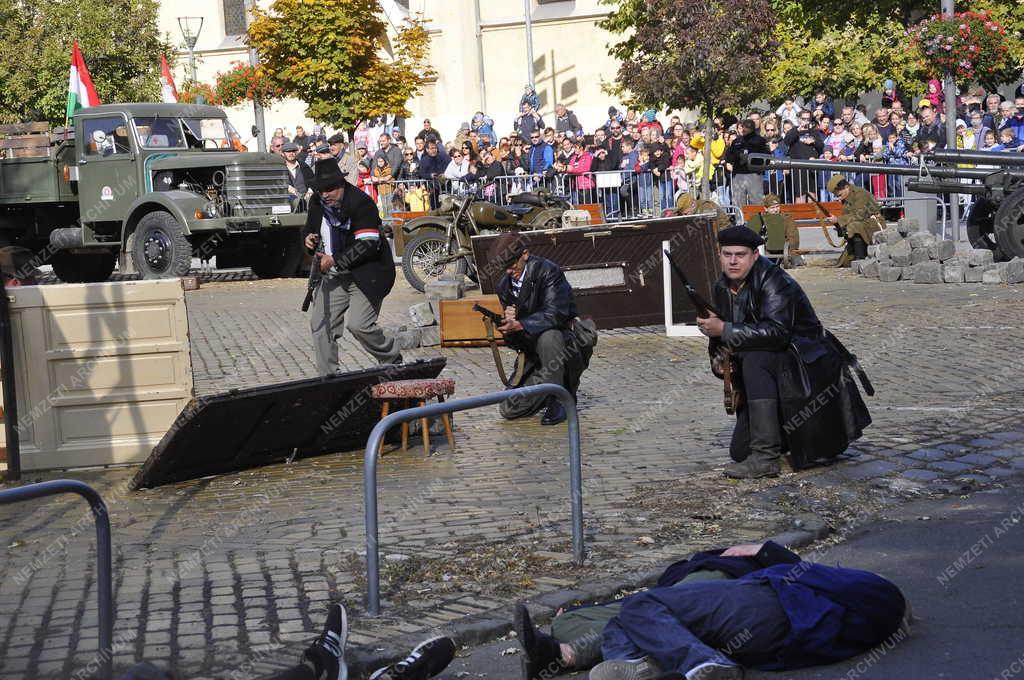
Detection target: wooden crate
<box><xmin>0</xmin><ymin>122</ymin><xmax>52</xmax><ymax>159</ymax></box>
<box><xmin>439</xmin><ymin>295</ymin><xmax>506</xmax><ymax>347</ymax></box>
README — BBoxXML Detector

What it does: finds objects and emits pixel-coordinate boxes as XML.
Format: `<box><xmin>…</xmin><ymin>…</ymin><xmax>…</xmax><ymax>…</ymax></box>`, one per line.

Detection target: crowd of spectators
<box><xmin>269</xmin><ymin>80</ymin><xmax>1024</xmax><ymax>219</ymax></box>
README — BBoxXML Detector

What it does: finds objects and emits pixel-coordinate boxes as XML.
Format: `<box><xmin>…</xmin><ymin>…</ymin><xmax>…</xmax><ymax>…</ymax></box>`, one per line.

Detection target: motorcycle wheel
<box><xmin>402</xmin><ymin>230</ymin><xmax>468</xmax><ymax>292</ymax></box>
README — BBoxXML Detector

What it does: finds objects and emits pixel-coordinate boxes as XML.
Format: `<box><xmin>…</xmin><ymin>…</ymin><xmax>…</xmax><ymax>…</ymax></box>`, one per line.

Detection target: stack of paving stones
<box><xmin>394</xmin><ymin>276</ymin><xmax>465</xmax><ymax>348</ymax></box>
<box><xmin>851</xmin><ymin>218</ymin><xmax>1024</xmax><ymax>284</ymax></box>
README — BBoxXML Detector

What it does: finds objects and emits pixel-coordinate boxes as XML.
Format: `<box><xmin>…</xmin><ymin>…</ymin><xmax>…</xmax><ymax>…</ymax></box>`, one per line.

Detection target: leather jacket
<box><xmin>496</xmin><ymin>255</ymin><xmax>577</xmax><ymax>342</ymax></box>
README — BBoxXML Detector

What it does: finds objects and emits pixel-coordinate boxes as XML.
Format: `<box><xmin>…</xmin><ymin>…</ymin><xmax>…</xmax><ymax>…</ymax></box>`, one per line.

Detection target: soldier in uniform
<box><xmin>825</xmin><ymin>175</ymin><xmax>884</xmax><ymax>267</ymax></box>
<box><xmin>674</xmin><ymin>194</ymin><xmax>732</xmax><ymax>232</ymax></box>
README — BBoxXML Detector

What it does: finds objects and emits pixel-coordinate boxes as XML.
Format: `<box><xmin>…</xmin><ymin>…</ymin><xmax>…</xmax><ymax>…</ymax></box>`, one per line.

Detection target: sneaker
<box><xmin>589</xmin><ymin>657</ymin><xmax>659</xmax><ymax>680</ymax></box>
<box><xmin>302</xmin><ymin>603</ymin><xmax>348</xmax><ymax>680</ymax></box>
<box><xmin>685</xmin><ymin>662</ymin><xmax>743</xmax><ymax>680</ymax></box>
<box><xmin>369</xmin><ymin>636</ymin><xmax>456</xmax><ymax>680</ymax></box>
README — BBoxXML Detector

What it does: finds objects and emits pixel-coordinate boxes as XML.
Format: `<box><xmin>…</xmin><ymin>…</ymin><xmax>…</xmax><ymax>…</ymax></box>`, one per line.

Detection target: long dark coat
<box><xmin>303</xmin><ymin>182</ymin><xmax>395</xmax><ymax>301</ymax></box>
<box><xmin>709</xmin><ymin>256</ymin><xmax>871</xmax><ymax>467</ymax></box>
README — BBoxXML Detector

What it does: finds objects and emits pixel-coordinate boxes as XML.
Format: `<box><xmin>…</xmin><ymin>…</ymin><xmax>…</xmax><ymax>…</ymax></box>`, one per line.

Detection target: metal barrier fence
<box><xmin>0</xmin><ymin>480</ymin><xmax>113</xmax><ymax>678</ymax></box>
<box><xmin>366</xmin><ymin>161</ymin><xmax>973</xmax><ymax>232</ymax></box>
<box><xmin>363</xmin><ymin>383</ymin><xmax>583</xmax><ymax>616</ymax></box>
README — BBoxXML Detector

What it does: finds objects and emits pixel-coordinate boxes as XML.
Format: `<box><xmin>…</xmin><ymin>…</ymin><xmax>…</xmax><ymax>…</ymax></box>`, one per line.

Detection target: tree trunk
<box><xmin>700</xmin><ymin>111</ymin><xmax>715</xmax><ymax>201</ymax></box>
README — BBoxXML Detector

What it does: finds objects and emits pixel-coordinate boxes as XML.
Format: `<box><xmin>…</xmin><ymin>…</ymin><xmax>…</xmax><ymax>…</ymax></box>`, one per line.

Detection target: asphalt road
<box><xmin>431</xmin><ymin>484</ymin><xmax>1024</xmax><ymax>680</ymax></box>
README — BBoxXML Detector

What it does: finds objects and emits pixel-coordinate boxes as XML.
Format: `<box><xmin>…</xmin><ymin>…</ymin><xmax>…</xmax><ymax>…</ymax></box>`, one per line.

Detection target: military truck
<box><xmin>0</xmin><ymin>103</ymin><xmax>305</xmax><ymax>282</ymax></box>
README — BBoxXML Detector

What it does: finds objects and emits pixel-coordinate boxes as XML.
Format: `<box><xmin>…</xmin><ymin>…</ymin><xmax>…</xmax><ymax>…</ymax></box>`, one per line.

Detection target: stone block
<box><xmin>881</xmin><ymin>228</ymin><xmax>903</xmax><ymax>245</ymax></box>
<box><xmin>860</xmin><ymin>259</ymin><xmax>880</xmax><ymax>278</ymax></box>
<box><xmin>876</xmin><ymin>243</ymin><xmax>890</xmax><ymax>261</ymax></box>
<box><xmin>419</xmin><ymin>325</ymin><xmax>441</xmax><ymax>347</ymax></box>
<box><xmin>850</xmin><ymin>259</ymin><xmax>865</xmax><ymax>274</ymax></box>
<box><xmin>878</xmin><ymin>265</ymin><xmax>902</xmax><ymax>282</ymax></box>
<box><xmin>907</xmin><ymin>231</ymin><xmax>936</xmax><ymax>250</ymax></box>
<box><xmin>866</xmin><ymin>245</ymin><xmax>879</xmax><ymax>258</ymax></box>
<box><xmin>897</xmin><ymin>218</ymin><xmax>922</xmax><ymax>234</ymax></box>
<box><xmin>982</xmin><ymin>266</ymin><xmax>1006</xmax><ymax>284</ymax></box>
<box><xmin>424</xmin><ymin>279</ymin><xmax>464</xmax><ymax>303</ymax></box>
<box><xmin>872</xmin><ymin>229</ymin><xmax>887</xmax><ymax>245</ymax></box>
<box><xmin>912</xmin><ymin>261</ymin><xmax>942</xmax><ymax>284</ymax></box>
<box><xmin>909</xmin><ymin>248</ymin><xmax>931</xmax><ymax>265</ymax></box>
<box><xmin>395</xmin><ymin>327</ymin><xmax>422</xmax><ymax>350</ymax></box>
<box><xmin>1008</xmin><ymin>258</ymin><xmax>1024</xmax><ymax>284</ymax></box>
<box><xmin>889</xmin><ymin>239</ymin><xmax>912</xmax><ymax>266</ymax></box>
<box><xmin>408</xmin><ymin>301</ymin><xmax>436</xmax><ymax>327</ymax></box>
<box><xmin>942</xmin><ymin>263</ymin><xmax>965</xmax><ymax>283</ymax></box>
<box><xmin>928</xmin><ymin>239</ymin><xmax>955</xmax><ymax>261</ymax></box>
<box><xmin>964</xmin><ymin>266</ymin><xmax>987</xmax><ymax>283</ymax></box>
<box><xmin>968</xmin><ymin>248</ymin><xmax>994</xmax><ymax>267</ymax></box>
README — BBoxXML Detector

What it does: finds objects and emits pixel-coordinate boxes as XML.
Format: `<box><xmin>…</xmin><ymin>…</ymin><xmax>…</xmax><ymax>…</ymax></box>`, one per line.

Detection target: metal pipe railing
<box><xmin>0</xmin><ymin>480</ymin><xmax>113</xmax><ymax>677</ymax></box>
<box><xmin>363</xmin><ymin>383</ymin><xmax>583</xmax><ymax>616</ymax></box>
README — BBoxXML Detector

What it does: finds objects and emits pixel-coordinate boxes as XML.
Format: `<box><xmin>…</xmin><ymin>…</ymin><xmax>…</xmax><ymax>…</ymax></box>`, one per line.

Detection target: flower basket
<box><xmin>908</xmin><ymin>11</ymin><xmax>1017</xmax><ymax>86</ymax></box>
<box><xmin>178</xmin><ymin>82</ymin><xmax>218</xmax><ymax>105</ymax></box>
<box><xmin>213</xmin><ymin>62</ymin><xmax>284</xmax><ymax>107</ymax></box>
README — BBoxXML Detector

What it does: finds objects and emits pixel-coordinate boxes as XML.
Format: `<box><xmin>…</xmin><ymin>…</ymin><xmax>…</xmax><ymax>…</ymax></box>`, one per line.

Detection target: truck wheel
<box><xmin>49</xmin><ymin>251</ymin><xmax>118</xmax><ymax>283</ymax></box>
<box><xmin>132</xmin><ymin>212</ymin><xmax>192</xmax><ymax>279</ymax></box>
<box><xmin>252</xmin><ymin>228</ymin><xmax>304</xmax><ymax>279</ymax></box>
<box><xmin>402</xmin><ymin>230</ymin><xmax>467</xmax><ymax>292</ymax></box>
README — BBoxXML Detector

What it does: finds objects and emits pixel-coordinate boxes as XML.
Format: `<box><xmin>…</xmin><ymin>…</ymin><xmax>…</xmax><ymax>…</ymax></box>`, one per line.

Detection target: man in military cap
<box><xmin>825</xmin><ymin>175</ymin><xmax>883</xmax><ymax>267</ymax></box>
<box><xmin>0</xmin><ymin>246</ymin><xmax>41</xmax><ymax>287</ymax></box>
<box><xmin>304</xmin><ymin>159</ymin><xmax>401</xmax><ymax>374</ymax></box>
<box><xmin>490</xmin><ymin>232</ymin><xmax>588</xmax><ymax>427</ymax></box>
<box><xmin>695</xmin><ymin>225</ymin><xmax>871</xmax><ymax>478</ymax></box>
<box><xmin>674</xmin><ymin>194</ymin><xmax>732</xmax><ymax>232</ymax></box>
<box><xmin>747</xmin><ymin>194</ymin><xmax>803</xmax><ymax>267</ymax></box>
<box><xmin>328</xmin><ymin>133</ymin><xmax>360</xmax><ymax>186</ymax></box>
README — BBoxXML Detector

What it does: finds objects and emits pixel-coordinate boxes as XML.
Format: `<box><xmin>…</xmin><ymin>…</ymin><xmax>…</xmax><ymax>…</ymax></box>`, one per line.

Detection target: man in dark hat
<box><xmin>695</xmin><ymin>225</ymin><xmax>871</xmax><ymax>478</ymax></box>
<box><xmin>303</xmin><ymin>159</ymin><xmax>401</xmax><ymax>374</ymax></box>
<box><xmin>0</xmin><ymin>246</ymin><xmax>41</xmax><ymax>287</ymax></box>
<box><xmin>490</xmin><ymin>233</ymin><xmax>586</xmax><ymax>426</ymax></box>
<box><xmin>825</xmin><ymin>175</ymin><xmax>883</xmax><ymax>267</ymax></box>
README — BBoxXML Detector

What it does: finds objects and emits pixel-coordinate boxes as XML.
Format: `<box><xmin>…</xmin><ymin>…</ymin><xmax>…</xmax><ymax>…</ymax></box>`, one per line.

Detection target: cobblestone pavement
<box><xmin>3</xmin><ymin>265</ymin><xmax>1024</xmax><ymax>679</ymax></box>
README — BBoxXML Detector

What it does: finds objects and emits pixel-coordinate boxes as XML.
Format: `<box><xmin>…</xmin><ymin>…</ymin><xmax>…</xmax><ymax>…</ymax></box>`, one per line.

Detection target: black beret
<box><xmin>717</xmin><ymin>225</ymin><xmax>764</xmax><ymax>249</ymax></box>
<box><xmin>327</xmin><ymin>133</ymin><xmax>345</xmax><ymax>144</ymax></box>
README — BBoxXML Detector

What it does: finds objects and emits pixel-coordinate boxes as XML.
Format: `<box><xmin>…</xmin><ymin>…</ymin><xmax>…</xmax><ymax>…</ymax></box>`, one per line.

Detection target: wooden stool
<box><xmin>371</xmin><ymin>378</ymin><xmax>456</xmax><ymax>456</ymax></box>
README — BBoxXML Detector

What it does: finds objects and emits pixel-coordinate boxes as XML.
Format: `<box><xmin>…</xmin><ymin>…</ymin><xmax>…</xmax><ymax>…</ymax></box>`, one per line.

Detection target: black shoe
<box><xmin>369</xmin><ymin>636</ymin><xmax>456</xmax><ymax>680</ymax></box>
<box><xmin>515</xmin><ymin>603</ymin><xmax>561</xmax><ymax>680</ymax></box>
<box><xmin>302</xmin><ymin>603</ymin><xmax>348</xmax><ymax>680</ymax></box>
<box><xmin>541</xmin><ymin>399</ymin><xmax>567</xmax><ymax>426</ymax></box>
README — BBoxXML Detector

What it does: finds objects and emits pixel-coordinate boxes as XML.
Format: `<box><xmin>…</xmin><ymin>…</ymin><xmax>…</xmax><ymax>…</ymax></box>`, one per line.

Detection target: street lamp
<box><xmin>177</xmin><ymin>16</ymin><xmax>204</xmax><ymax>84</ymax></box>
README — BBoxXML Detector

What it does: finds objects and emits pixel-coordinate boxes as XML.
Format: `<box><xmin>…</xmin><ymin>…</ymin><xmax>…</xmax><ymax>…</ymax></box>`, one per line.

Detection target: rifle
<box><xmin>803</xmin><ymin>192</ymin><xmax>845</xmax><ymax>247</ymax></box>
<box><xmin>663</xmin><ymin>249</ymin><xmax>743</xmax><ymax>415</ymax></box>
<box><xmin>301</xmin><ymin>242</ymin><xmax>323</xmax><ymax>312</ymax></box>
<box><xmin>473</xmin><ymin>303</ymin><xmax>525</xmax><ymax>388</ymax></box>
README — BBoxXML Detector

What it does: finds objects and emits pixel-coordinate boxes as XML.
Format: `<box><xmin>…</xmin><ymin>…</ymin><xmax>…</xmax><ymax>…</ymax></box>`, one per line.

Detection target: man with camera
<box><xmin>724</xmin><ymin>119</ymin><xmax>771</xmax><ymax>220</ymax></box>
<box><xmin>304</xmin><ymin>160</ymin><xmax>401</xmax><ymax>374</ymax></box>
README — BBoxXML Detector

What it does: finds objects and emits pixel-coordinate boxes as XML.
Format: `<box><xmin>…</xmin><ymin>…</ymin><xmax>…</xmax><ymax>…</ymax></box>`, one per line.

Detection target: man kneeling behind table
<box><xmin>516</xmin><ymin>541</ymin><xmax>911</xmax><ymax>680</ymax></box>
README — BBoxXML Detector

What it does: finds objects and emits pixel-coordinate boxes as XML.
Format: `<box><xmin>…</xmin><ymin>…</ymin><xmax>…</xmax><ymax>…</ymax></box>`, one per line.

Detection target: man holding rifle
<box><xmin>304</xmin><ymin>159</ymin><xmax>402</xmax><ymax>374</ymax></box>
<box><xmin>824</xmin><ymin>174</ymin><xmax>884</xmax><ymax>267</ymax></box>
<box><xmin>691</xmin><ymin>225</ymin><xmax>872</xmax><ymax>478</ymax></box>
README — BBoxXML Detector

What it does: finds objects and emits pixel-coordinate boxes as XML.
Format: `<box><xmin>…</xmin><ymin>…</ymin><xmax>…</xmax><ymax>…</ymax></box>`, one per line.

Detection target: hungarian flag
<box><xmin>66</xmin><ymin>41</ymin><xmax>100</xmax><ymax>119</ymax></box>
<box><xmin>160</xmin><ymin>54</ymin><xmax>178</xmax><ymax>103</ymax></box>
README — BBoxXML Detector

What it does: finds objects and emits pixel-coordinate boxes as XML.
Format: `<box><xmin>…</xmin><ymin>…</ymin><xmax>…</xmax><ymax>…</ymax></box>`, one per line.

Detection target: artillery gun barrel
<box><xmin>905</xmin><ymin>181</ymin><xmax>990</xmax><ymax>196</ymax></box>
<box><xmin>926</xmin><ymin>149</ymin><xmax>1024</xmax><ymax>167</ymax></box>
<box><xmin>747</xmin><ymin>154</ymin><xmax>992</xmax><ymax>181</ymax></box>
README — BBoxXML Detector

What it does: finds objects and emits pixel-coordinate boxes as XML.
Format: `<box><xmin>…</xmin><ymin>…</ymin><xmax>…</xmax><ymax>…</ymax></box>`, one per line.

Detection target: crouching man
<box><xmin>491</xmin><ymin>232</ymin><xmax>589</xmax><ymax>426</ymax></box>
<box><xmin>697</xmin><ymin>225</ymin><xmax>872</xmax><ymax>478</ymax></box>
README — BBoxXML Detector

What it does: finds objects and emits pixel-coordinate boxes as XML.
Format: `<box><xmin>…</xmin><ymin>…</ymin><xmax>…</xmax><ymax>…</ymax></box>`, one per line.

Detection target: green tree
<box><xmin>0</xmin><ymin>0</ymin><xmax>171</xmax><ymax>124</ymax></box>
<box><xmin>601</xmin><ymin>0</ymin><xmax>778</xmax><ymax>198</ymax></box>
<box><xmin>248</xmin><ymin>0</ymin><xmax>435</xmax><ymax>129</ymax></box>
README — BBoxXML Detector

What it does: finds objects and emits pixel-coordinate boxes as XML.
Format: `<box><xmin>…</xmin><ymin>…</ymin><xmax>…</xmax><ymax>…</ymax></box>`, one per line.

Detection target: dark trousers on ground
<box><xmin>499</xmin><ymin>328</ymin><xmax>571</xmax><ymax>419</ymax></box>
<box><xmin>602</xmin><ymin>580</ymin><xmax>790</xmax><ymax>675</ymax></box>
<box><xmin>729</xmin><ymin>350</ymin><xmax>784</xmax><ymax>462</ymax></box>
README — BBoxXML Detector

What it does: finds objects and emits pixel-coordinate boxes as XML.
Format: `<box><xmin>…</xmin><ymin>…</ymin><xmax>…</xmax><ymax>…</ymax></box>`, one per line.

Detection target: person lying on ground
<box><xmin>515</xmin><ymin>541</ymin><xmax>910</xmax><ymax>680</ymax></box>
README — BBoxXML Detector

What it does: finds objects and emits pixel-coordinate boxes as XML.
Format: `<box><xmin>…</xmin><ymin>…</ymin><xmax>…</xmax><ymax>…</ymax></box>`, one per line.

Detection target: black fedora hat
<box><xmin>313</xmin><ymin>159</ymin><xmax>346</xmax><ymax>192</ymax></box>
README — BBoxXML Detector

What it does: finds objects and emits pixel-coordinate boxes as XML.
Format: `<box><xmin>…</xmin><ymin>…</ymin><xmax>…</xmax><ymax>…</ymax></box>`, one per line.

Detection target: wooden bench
<box><xmin>742</xmin><ymin>201</ymin><xmax>843</xmax><ymax>224</ymax></box>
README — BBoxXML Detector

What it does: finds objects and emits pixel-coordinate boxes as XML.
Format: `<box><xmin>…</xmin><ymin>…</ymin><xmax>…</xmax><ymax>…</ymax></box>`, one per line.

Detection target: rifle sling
<box><xmin>482</xmin><ymin>317</ymin><xmax>525</xmax><ymax>388</ymax></box>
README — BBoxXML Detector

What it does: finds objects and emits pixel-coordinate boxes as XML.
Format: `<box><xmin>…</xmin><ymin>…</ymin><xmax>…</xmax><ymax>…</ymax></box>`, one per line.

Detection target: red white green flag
<box><xmin>66</xmin><ymin>40</ymin><xmax>100</xmax><ymax>120</ymax></box>
<box><xmin>160</xmin><ymin>54</ymin><xmax>178</xmax><ymax>103</ymax></box>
